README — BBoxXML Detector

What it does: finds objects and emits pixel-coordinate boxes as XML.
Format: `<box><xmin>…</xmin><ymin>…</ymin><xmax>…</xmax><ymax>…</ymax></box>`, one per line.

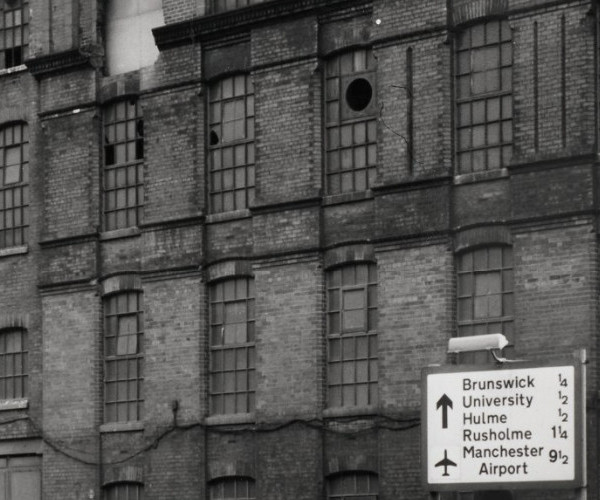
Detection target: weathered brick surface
<box><xmin>511</xmin><ymin>163</ymin><xmax>594</xmax><ymax>220</ymax></box>
<box><xmin>377</xmin><ymin>244</ymin><xmax>454</xmax><ymax>410</ymax></box>
<box><xmin>254</xmin><ymin>60</ymin><xmax>321</xmax><ymax>205</ymax></box>
<box><xmin>454</xmin><ymin>178</ymin><xmax>510</xmax><ymax>228</ymax></box>
<box><xmin>42</xmin><ymin>109</ymin><xmax>101</xmax><ymax>240</ymax></box>
<box><xmin>144</xmin><ymin>276</ymin><xmax>204</xmax><ymax>423</ymax></box>
<box><xmin>512</xmin><ymin>4</ymin><xmax>595</xmax><ymax>162</ymax></box>
<box><xmin>253</xmin><ymin>207</ymin><xmax>320</xmax><ymax>256</ymax></box>
<box><xmin>5</xmin><ymin>0</ymin><xmax>600</xmax><ymax>498</ymax></box>
<box><xmin>143</xmin><ymin>88</ymin><xmax>204</xmax><ymax>224</ymax></box>
<box><xmin>254</xmin><ymin>259</ymin><xmax>324</xmax><ymax>418</ymax></box>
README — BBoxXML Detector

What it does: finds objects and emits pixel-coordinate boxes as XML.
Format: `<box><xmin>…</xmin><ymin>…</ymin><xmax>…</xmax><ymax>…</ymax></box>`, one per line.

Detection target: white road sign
<box><xmin>422</xmin><ymin>361</ymin><xmax>584</xmax><ymax>491</ymax></box>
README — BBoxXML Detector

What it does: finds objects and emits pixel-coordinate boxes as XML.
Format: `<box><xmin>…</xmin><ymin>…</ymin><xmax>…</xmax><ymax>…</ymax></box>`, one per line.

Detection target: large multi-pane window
<box><xmin>208</xmin><ymin>75</ymin><xmax>255</xmax><ymax>213</ymax></box>
<box><xmin>457</xmin><ymin>247</ymin><xmax>514</xmax><ymax>359</ymax></box>
<box><xmin>103</xmin><ymin>100</ymin><xmax>144</xmax><ymax>231</ymax></box>
<box><xmin>0</xmin><ymin>329</ymin><xmax>27</xmax><ymax>399</ymax></box>
<box><xmin>325</xmin><ymin>49</ymin><xmax>377</xmax><ymax>195</ymax></box>
<box><xmin>328</xmin><ymin>472</ymin><xmax>379</xmax><ymax>500</ymax></box>
<box><xmin>210</xmin><ymin>478</ymin><xmax>255</xmax><ymax>500</ymax></box>
<box><xmin>0</xmin><ymin>123</ymin><xmax>28</xmax><ymax>248</ymax></box>
<box><xmin>327</xmin><ymin>264</ymin><xmax>378</xmax><ymax>408</ymax></box>
<box><xmin>0</xmin><ymin>455</ymin><xmax>41</xmax><ymax>500</ymax></box>
<box><xmin>104</xmin><ymin>482</ymin><xmax>143</xmax><ymax>500</ymax></box>
<box><xmin>212</xmin><ymin>0</ymin><xmax>265</xmax><ymax>12</ymax></box>
<box><xmin>456</xmin><ymin>20</ymin><xmax>513</xmax><ymax>173</ymax></box>
<box><xmin>0</xmin><ymin>0</ymin><xmax>28</xmax><ymax>70</ymax></box>
<box><xmin>209</xmin><ymin>278</ymin><xmax>256</xmax><ymax>414</ymax></box>
<box><xmin>104</xmin><ymin>292</ymin><xmax>144</xmax><ymax>422</ymax></box>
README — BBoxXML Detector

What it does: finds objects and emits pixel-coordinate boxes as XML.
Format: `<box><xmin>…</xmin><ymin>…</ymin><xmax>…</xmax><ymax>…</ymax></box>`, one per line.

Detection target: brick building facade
<box><xmin>0</xmin><ymin>0</ymin><xmax>597</xmax><ymax>498</ymax></box>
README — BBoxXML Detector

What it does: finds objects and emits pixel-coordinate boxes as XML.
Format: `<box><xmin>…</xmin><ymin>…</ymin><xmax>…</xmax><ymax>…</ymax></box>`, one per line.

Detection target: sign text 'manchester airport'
<box><xmin>422</xmin><ymin>361</ymin><xmax>584</xmax><ymax>491</ymax></box>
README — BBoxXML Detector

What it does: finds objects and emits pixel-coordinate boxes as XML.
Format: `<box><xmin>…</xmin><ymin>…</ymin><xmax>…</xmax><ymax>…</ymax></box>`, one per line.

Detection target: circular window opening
<box><xmin>345</xmin><ymin>78</ymin><xmax>373</xmax><ymax>112</ymax></box>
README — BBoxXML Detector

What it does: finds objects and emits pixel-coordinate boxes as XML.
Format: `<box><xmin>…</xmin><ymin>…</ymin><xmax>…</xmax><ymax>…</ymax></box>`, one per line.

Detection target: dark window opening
<box><xmin>103</xmin><ymin>100</ymin><xmax>144</xmax><ymax>230</ymax></box>
<box><xmin>0</xmin><ymin>122</ymin><xmax>29</xmax><ymax>248</ymax></box>
<box><xmin>208</xmin><ymin>74</ymin><xmax>255</xmax><ymax>213</ymax></box>
<box><xmin>105</xmin><ymin>143</ymin><xmax>115</xmax><ymax>166</ymax></box>
<box><xmin>0</xmin><ymin>1</ymin><xmax>28</xmax><ymax>70</ymax></box>
<box><xmin>325</xmin><ymin>49</ymin><xmax>377</xmax><ymax>195</ymax></box>
<box><xmin>345</xmin><ymin>78</ymin><xmax>373</xmax><ymax>111</ymax></box>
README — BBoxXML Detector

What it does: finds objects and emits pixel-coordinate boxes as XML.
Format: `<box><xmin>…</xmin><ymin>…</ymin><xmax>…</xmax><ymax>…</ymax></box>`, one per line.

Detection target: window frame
<box><xmin>208</xmin><ymin>74</ymin><xmax>255</xmax><ymax>214</ymax></box>
<box><xmin>209</xmin><ymin>477</ymin><xmax>256</xmax><ymax>500</ymax></box>
<box><xmin>456</xmin><ymin>245</ymin><xmax>514</xmax><ymax>362</ymax></box>
<box><xmin>326</xmin><ymin>263</ymin><xmax>378</xmax><ymax>408</ymax></box>
<box><xmin>103</xmin><ymin>99</ymin><xmax>144</xmax><ymax>231</ymax></box>
<box><xmin>0</xmin><ymin>455</ymin><xmax>41</xmax><ymax>500</ymax></box>
<box><xmin>0</xmin><ymin>328</ymin><xmax>27</xmax><ymax>400</ymax></box>
<box><xmin>104</xmin><ymin>291</ymin><xmax>144</xmax><ymax>423</ymax></box>
<box><xmin>0</xmin><ymin>122</ymin><xmax>29</xmax><ymax>249</ymax></box>
<box><xmin>209</xmin><ymin>277</ymin><xmax>256</xmax><ymax>415</ymax></box>
<box><xmin>325</xmin><ymin>49</ymin><xmax>378</xmax><ymax>195</ymax></box>
<box><xmin>212</xmin><ymin>0</ymin><xmax>265</xmax><ymax>13</ymax></box>
<box><xmin>327</xmin><ymin>471</ymin><xmax>379</xmax><ymax>500</ymax></box>
<box><xmin>0</xmin><ymin>0</ymin><xmax>29</xmax><ymax>70</ymax></box>
<box><xmin>455</xmin><ymin>19</ymin><xmax>513</xmax><ymax>174</ymax></box>
<box><xmin>104</xmin><ymin>481</ymin><xmax>144</xmax><ymax>500</ymax></box>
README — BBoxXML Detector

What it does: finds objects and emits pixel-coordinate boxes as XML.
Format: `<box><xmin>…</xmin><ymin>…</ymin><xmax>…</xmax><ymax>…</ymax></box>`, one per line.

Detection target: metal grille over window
<box><xmin>457</xmin><ymin>247</ymin><xmax>514</xmax><ymax>362</ymax></box>
<box><xmin>103</xmin><ymin>100</ymin><xmax>144</xmax><ymax>230</ymax></box>
<box><xmin>0</xmin><ymin>0</ymin><xmax>28</xmax><ymax>69</ymax></box>
<box><xmin>104</xmin><ymin>482</ymin><xmax>143</xmax><ymax>500</ymax></box>
<box><xmin>456</xmin><ymin>20</ymin><xmax>513</xmax><ymax>173</ymax></box>
<box><xmin>328</xmin><ymin>472</ymin><xmax>379</xmax><ymax>500</ymax></box>
<box><xmin>104</xmin><ymin>292</ymin><xmax>144</xmax><ymax>422</ymax></box>
<box><xmin>325</xmin><ymin>49</ymin><xmax>377</xmax><ymax>195</ymax></box>
<box><xmin>210</xmin><ymin>477</ymin><xmax>255</xmax><ymax>500</ymax></box>
<box><xmin>327</xmin><ymin>263</ymin><xmax>378</xmax><ymax>408</ymax></box>
<box><xmin>209</xmin><ymin>75</ymin><xmax>255</xmax><ymax>213</ymax></box>
<box><xmin>0</xmin><ymin>329</ymin><xmax>27</xmax><ymax>399</ymax></box>
<box><xmin>0</xmin><ymin>123</ymin><xmax>28</xmax><ymax>248</ymax></box>
<box><xmin>209</xmin><ymin>278</ymin><xmax>255</xmax><ymax>414</ymax></box>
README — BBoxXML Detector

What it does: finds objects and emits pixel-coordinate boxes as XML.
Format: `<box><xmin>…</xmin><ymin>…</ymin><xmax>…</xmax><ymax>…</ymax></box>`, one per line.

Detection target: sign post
<box><xmin>421</xmin><ymin>358</ymin><xmax>585</xmax><ymax>491</ymax></box>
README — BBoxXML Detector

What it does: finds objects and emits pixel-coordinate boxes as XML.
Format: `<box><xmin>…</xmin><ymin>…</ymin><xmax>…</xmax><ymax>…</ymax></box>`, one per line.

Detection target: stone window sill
<box><xmin>323</xmin><ymin>190</ymin><xmax>373</xmax><ymax>206</ymax></box>
<box><xmin>0</xmin><ymin>64</ymin><xmax>27</xmax><ymax>76</ymax></box>
<box><xmin>0</xmin><ymin>245</ymin><xmax>28</xmax><ymax>258</ymax></box>
<box><xmin>100</xmin><ymin>421</ymin><xmax>144</xmax><ymax>433</ymax></box>
<box><xmin>0</xmin><ymin>399</ymin><xmax>28</xmax><ymax>411</ymax></box>
<box><xmin>205</xmin><ymin>413</ymin><xmax>255</xmax><ymax>426</ymax></box>
<box><xmin>454</xmin><ymin>168</ymin><xmax>509</xmax><ymax>185</ymax></box>
<box><xmin>99</xmin><ymin>227</ymin><xmax>141</xmax><ymax>241</ymax></box>
<box><xmin>205</xmin><ymin>209</ymin><xmax>252</xmax><ymax>224</ymax></box>
<box><xmin>323</xmin><ymin>405</ymin><xmax>378</xmax><ymax>419</ymax></box>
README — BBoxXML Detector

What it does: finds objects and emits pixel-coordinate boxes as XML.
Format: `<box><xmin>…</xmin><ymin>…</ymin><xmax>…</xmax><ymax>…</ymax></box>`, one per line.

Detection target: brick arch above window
<box><xmin>325</xmin><ymin>455</ymin><xmax>378</xmax><ymax>476</ymax></box>
<box><xmin>103</xmin><ymin>465</ymin><xmax>143</xmax><ymax>487</ymax></box>
<box><xmin>103</xmin><ymin>481</ymin><xmax>143</xmax><ymax>500</ymax></box>
<box><xmin>451</xmin><ymin>0</ymin><xmax>509</xmax><ymax>26</ymax></box>
<box><xmin>100</xmin><ymin>274</ymin><xmax>143</xmax><ymax>297</ymax></box>
<box><xmin>454</xmin><ymin>225</ymin><xmax>511</xmax><ymax>254</ymax></box>
<box><xmin>324</xmin><ymin>243</ymin><xmax>375</xmax><ymax>270</ymax></box>
<box><xmin>0</xmin><ymin>313</ymin><xmax>28</xmax><ymax>331</ymax></box>
<box><xmin>207</xmin><ymin>461</ymin><xmax>255</xmax><ymax>482</ymax></box>
<box><xmin>206</xmin><ymin>260</ymin><xmax>253</xmax><ymax>284</ymax></box>
<box><xmin>209</xmin><ymin>476</ymin><xmax>255</xmax><ymax>500</ymax></box>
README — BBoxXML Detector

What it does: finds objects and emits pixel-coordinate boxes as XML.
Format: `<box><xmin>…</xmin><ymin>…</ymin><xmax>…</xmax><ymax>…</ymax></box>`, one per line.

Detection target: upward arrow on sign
<box><xmin>436</xmin><ymin>394</ymin><xmax>453</xmax><ymax>429</ymax></box>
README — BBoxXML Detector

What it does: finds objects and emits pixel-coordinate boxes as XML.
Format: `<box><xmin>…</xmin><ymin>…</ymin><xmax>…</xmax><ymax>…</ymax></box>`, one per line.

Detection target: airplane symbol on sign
<box><xmin>435</xmin><ymin>450</ymin><xmax>457</xmax><ymax>476</ymax></box>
